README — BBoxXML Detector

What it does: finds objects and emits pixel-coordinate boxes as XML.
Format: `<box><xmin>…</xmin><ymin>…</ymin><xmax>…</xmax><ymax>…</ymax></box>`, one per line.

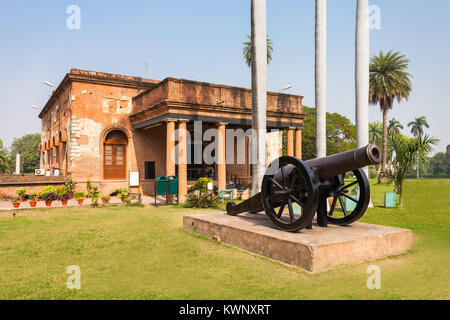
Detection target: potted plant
<box><xmin>29</xmin><ymin>192</ymin><xmax>38</xmax><ymax>208</ymax></box>
<box><xmin>116</xmin><ymin>188</ymin><xmax>131</xmax><ymax>202</ymax></box>
<box><xmin>74</xmin><ymin>191</ymin><xmax>85</xmax><ymax>205</ymax></box>
<box><xmin>63</xmin><ymin>177</ymin><xmax>76</xmax><ymax>199</ymax></box>
<box><xmin>59</xmin><ymin>193</ymin><xmax>70</xmax><ymax>206</ymax></box>
<box><xmin>42</xmin><ymin>192</ymin><xmax>57</xmax><ymax>207</ymax></box>
<box><xmin>11</xmin><ymin>198</ymin><xmax>20</xmax><ymax>208</ymax></box>
<box><xmin>30</xmin><ymin>191</ymin><xmax>39</xmax><ymax>202</ymax></box>
<box><xmin>101</xmin><ymin>195</ymin><xmax>111</xmax><ymax>204</ymax></box>
<box><xmin>86</xmin><ymin>179</ymin><xmax>93</xmax><ymax>198</ymax></box>
<box><xmin>16</xmin><ymin>188</ymin><xmax>26</xmax><ymax>202</ymax></box>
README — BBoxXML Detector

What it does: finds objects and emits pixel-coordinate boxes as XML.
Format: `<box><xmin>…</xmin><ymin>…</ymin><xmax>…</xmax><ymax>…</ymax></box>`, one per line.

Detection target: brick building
<box><xmin>39</xmin><ymin>69</ymin><xmax>306</xmax><ymax>200</ymax></box>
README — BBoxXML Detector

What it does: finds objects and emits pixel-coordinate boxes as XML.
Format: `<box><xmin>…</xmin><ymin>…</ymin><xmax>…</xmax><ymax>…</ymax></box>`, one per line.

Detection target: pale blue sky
<box><xmin>0</xmin><ymin>0</ymin><xmax>449</xmax><ymax>154</ymax></box>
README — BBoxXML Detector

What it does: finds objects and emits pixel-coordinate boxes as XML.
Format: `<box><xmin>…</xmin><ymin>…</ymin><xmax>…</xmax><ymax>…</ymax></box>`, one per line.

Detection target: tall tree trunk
<box><xmin>250</xmin><ymin>0</ymin><xmax>267</xmax><ymax>195</ymax></box>
<box><xmin>355</xmin><ymin>0</ymin><xmax>370</xmax><ymax>170</ymax></box>
<box><xmin>315</xmin><ymin>0</ymin><xmax>327</xmax><ymax>158</ymax></box>
<box><xmin>355</xmin><ymin>0</ymin><xmax>372</xmax><ymax>204</ymax></box>
<box><xmin>379</xmin><ymin>108</ymin><xmax>388</xmax><ymax>183</ymax></box>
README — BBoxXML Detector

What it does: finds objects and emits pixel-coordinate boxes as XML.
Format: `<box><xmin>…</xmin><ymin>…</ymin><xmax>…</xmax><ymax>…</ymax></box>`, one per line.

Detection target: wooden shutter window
<box><xmin>104</xmin><ymin>130</ymin><xmax>127</xmax><ymax>180</ymax></box>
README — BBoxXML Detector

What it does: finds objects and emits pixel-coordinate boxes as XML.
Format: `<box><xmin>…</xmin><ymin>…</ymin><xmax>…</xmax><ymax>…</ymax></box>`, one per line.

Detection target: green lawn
<box><xmin>0</xmin><ymin>179</ymin><xmax>449</xmax><ymax>300</ymax></box>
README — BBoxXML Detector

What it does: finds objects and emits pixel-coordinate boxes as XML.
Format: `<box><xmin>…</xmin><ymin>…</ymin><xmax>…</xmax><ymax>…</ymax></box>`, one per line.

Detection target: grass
<box><xmin>0</xmin><ymin>179</ymin><xmax>448</xmax><ymax>300</ymax></box>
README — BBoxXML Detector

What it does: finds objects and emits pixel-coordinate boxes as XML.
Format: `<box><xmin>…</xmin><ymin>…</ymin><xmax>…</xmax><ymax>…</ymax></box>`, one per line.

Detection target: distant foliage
<box><xmin>8</xmin><ymin>134</ymin><xmax>41</xmax><ymax>173</ymax></box>
<box><xmin>427</xmin><ymin>152</ymin><xmax>450</xmax><ymax>176</ymax></box>
<box><xmin>0</xmin><ymin>139</ymin><xmax>9</xmax><ymax>174</ymax></box>
<box><xmin>297</xmin><ymin>106</ymin><xmax>356</xmax><ymax>160</ymax></box>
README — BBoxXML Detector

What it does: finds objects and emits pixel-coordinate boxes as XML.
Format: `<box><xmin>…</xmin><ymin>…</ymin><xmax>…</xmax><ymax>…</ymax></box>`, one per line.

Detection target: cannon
<box><xmin>227</xmin><ymin>144</ymin><xmax>381</xmax><ymax>232</ymax></box>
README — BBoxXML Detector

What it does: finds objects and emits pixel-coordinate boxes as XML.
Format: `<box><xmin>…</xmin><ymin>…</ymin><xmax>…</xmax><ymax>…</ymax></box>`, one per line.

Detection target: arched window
<box><xmin>104</xmin><ymin>130</ymin><xmax>127</xmax><ymax>180</ymax></box>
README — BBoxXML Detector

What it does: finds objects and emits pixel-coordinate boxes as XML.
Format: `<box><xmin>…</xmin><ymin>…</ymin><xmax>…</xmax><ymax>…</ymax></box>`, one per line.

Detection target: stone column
<box><xmin>287</xmin><ymin>128</ymin><xmax>295</xmax><ymax>157</ymax></box>
<box><xmin>295</xmin><ymin>128</ymin><xmax>303</xmax><ymax>159</ymax></box>
<box><xmin>178</xmin><ymin>120</ymin><xmax>189</xmax><ymax>203</ymax></box>
<box><xmin>15</xmin><ymin>154</ymin><xmax>21</xmax><ymax>175</ymax></box>
<box><xmin>217</xmin><ymin>122</ymin><xmax>227</xmax><ymax>192</ymax></box>
<box><xmin>166</xmin><ymin>120</ymin><xmax>176</xmax><ymax>177</ymax></box>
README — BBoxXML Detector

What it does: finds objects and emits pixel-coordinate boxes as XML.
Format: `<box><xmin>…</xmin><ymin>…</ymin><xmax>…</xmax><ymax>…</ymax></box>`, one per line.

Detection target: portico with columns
<box><xmin>130</xmin><ymin>77</ymin><xmax>306</xmax><ymax>201</ymax></box>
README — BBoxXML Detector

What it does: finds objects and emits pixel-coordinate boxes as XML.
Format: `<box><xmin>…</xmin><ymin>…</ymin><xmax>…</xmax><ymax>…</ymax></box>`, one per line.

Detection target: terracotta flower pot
<box><xmin>78</xmin><ymin>199</ymin><xmax>84</xmax><ymax>205</ymax></box>
<box><xmin>86</xmin><ymin>195</ymin><xmax>91</xmax><ymax>199</ymax></box>
<box><xmin>121</xmin><ymin>197</ymin><xmax>125</xmax><ymax>202</ymax></box>
<box><xmin>61</xmin><ymin>200</ymin><xmax>68</xmax><ymax>206</ymax></box>
<box><xmin>19</xmin><ymin>198</ymin><xmax>24</xmax><ymax>203</ymax></box>
<box><xmin>46</xmin><ymin>201</ymin><xmax>52</xmax><ymax>207</ymax></box>
<box><xmin>34</xmin><ymin>197</ymin><xmax>40</xmax><ymax>202</ymax></box>
<box><xmin>30</xmin><ymin>201</ymin><xmax>37</xmax><ymax>208</ymax></box>
<box><xmin>12</xmin><ymin>203</ymin><xmax>20</xmax><ymax>208</ymax></box>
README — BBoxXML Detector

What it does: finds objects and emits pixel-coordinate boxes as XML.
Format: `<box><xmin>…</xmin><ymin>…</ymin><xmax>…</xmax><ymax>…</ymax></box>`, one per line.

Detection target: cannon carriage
<box><xmin>227</xmin><ymin>144</ymin><xmax>381</xmax><ymax>232</ymax></box>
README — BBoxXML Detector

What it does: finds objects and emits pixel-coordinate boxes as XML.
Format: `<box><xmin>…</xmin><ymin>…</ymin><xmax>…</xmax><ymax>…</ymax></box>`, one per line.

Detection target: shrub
<box><xmin>64</xmin><ymin>177</ymin><xmax>76</xmax><ymax>195</ymax></box>
<box><xmin>40</xmin><ymin>185</ymin><xmax>55</xmax><ymax>198</ymax></box>
<box><xmin>86</xmin><ymin>179</ymin><xmax>93</xmax><ymax>194</ymax></box>
<box><xmin>193</xmin><ymin>177</ymin><xmax>214</xmax><ymax>192</ymax></box>
<box><xmin>101</xmin><ymin>195</ymin><xmax>111</xmax><ymax>204</ymax></box>
<box><xmin>91</xmin><ymin>196</ymin><xmax>100</xmax><ymax>207</ymax></box>
<box><xmin>74</xmin><ymin>191</ymin><xmax>85</xmax><ymax>201</ymax></box>
<box><xmin>58</xmin><ymin>193</ymin><xmax>70</xmax><ymax>202</ymax></box>
<box><xmin>56</xmin><ymin>186</ymin><xmax>66</xmax><ymax>197</ymax></box>
<box><xmin>16</xmin><ymin>188</ymin><xmax>26</xmax><ymax>198</ymax></box>
<box><xmin>42</xmin><ymin>192</ymin><xmax>57</xmax><ymax>202</ymax></box>
<box><xmin>30</xmin><ymin>191</ymin><xmax>39</xmax><ymax>200</ymax></box>
<box><xmin>11</xmin><ymin>198</ymin><xmax>19</xmax><ymax>204</ymax></box>
<box><xmin>185</xmin><ymin>192</ymin><xmax>217</xmax><ymax>208</ymax></box>
<box><xmin>185</xmin><ymin>178</ymin><xmax>217</xmax><ymax>208</ymax></box>
<box><xmin>115</xmin><ymin>188</ymin><xmax>131</xmax><ymax>199</ymax></box>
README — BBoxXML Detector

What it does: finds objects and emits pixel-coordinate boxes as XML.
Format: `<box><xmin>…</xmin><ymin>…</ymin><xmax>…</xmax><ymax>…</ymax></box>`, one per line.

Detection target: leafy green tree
<box><xmin>386</xmin><ymin>134</ymin><xmax>439</xmax><ymax>205</ymax></box>
<box><xmin>243</xmin><ymin>35</ymin><xmax>273</xmax><ymax>67</ymax></box>
<box><xmin>0</xmin><ymin>139</ymin><xmax>9</xmax><ymax>174</ymax></box>
<box><xmin>8</xmin><ymin>134</ymin><xmax>41</xmax><ymax>174</ymax></box>
<box><xmin>297</xmin><ymin>106</ymin><xmax>356</xmax><ymax>160</ymax></box>
<box><xmin>388</xmin><ymin>118</ymin><xmax>404</xmax><ymax>135</ymax></box>
<box><xmin>428</xmin><ymin>152</ymin><xmax>450</xmax><ymax>176</ymax></box>
<box><xmin>408</xmin><ymin>116</ymin><xmax>430</xmax><ymax>138</ymax></box>
<box><xmin>369</xmin><ymin>51</ymin><xmax>412</xmax><ymax>182</ymax></box>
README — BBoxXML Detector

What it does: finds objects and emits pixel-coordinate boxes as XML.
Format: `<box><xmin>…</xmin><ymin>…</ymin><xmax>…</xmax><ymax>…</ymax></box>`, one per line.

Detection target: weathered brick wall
<box><xmin>69</xmin><ymin>81</ymin><xmax>145</xmax><ymax>184</ymax></box>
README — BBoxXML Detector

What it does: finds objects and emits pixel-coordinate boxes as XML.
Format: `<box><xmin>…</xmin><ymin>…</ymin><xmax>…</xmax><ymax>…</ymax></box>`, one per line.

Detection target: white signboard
<box><xmin>129</xmin><ymin>171</ymin><xmax>140</xmax><ymax>187</ymax></box>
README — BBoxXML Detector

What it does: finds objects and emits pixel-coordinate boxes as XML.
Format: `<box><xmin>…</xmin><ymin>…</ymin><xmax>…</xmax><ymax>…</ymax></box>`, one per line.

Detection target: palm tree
<box><xmin>388</xmin><ymin>118</ymin><xmax>404</xmax><ymax>135</ymax></box>
<box><xmin>408</xmin><ymin>116</ymin><xmax>430</xmax><ymax>178</ymax></box>
<box><xmin>369</xmin><ymin>50</ymin><xmax>412</xmax><ymax>182</ymax></box>
<box><xmin>315</xmin><ymin>0</ymin><xmax>327</xmax><ymax>158</ymax></box>
<box><xmin>408</xmin><ymin>116</ymin><xmax>429</xmax><ymax>138</ymax></box>
<box><xmin>243</xmin><ymin>35</ymin><xmax>273</xmax><ymax>67</ymax></box>
<box><xmin>387</xmin><ymin>134</ymin><xmax>438</xmax><ymax>205</ymax></box>
<box><xmin>369</xmin><ymin>121</ymin><xmax>383</xmax><ymax>146</ymax></box>
<box><xmin>250</xmin><ymin>0</ymin><xmax>267</xmax><ymax>195</ymax></box>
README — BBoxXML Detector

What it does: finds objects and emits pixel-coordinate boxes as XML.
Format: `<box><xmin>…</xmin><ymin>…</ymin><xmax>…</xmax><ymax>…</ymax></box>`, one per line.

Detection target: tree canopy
<box><xmin>8</xmin><ymin>134</ymin><xmax>41</xmax><ymax>174</ymax></box>
<box><xmin>0</xmin><ymin>139</ymin><xmax>9</xmax><ymax>174</ymax></box>
<box><xmin>296</xmin><ymin>106</ymin><xmax>356</xmax><ymax>160</ymax></box>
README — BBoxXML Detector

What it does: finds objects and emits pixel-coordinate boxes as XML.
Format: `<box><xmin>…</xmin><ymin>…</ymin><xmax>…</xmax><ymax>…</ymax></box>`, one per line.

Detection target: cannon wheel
<box><xmin>326</xmin><ymin>168</ymin><xmax>370</xmax><ymax>225</ymax></box>
<box><xmin>261</xmin><ymin>157</ymin><xmax>319</xmax><ymax>232</ymax></box>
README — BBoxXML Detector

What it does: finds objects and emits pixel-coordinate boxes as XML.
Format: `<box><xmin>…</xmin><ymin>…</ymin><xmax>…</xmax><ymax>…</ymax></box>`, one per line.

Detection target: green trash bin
<box><xmin>385</xmin><ymin>192</ymin><xmax>397</xmax><ymax>208</ymax></box>
<box><xmin>167</xmin><ymin>176</ymin><xmax>179</xmax><ymax>195</ymax></box>
<box><xmin>156</xmin><ymin>176</ymin><xmax>168</xmax><ymax>196</ymax></box>
<box><xmin>345</xmin><ymin>186</ymin><xmax>359</xmax><ymax>211</ymax></box>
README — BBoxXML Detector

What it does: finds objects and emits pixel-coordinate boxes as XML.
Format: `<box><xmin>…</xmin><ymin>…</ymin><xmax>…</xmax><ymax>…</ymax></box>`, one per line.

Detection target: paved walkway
<box><xmin>0</xmin><ymin>195</ymin><xmax>175</xmax><ymax>212</ymax></box>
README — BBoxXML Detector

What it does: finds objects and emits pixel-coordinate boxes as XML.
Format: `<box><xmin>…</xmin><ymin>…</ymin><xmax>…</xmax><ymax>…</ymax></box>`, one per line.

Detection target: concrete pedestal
<box><xmin>183</xmin><ymin>212</ymin><xmax>413</xmax><ymax>272</ymax></box>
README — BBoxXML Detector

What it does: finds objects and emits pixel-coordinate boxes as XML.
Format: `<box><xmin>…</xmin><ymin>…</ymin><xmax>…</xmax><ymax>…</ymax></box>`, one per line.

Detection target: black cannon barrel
<box><xmin>306</xmin><ymin>144</ymin><xmax>381</xmax><ymax>180</ymax></box>
<box><xmin>226</xmin><ymin>144</ymin><xmax>381</xmax><ymax>216</ymax></box>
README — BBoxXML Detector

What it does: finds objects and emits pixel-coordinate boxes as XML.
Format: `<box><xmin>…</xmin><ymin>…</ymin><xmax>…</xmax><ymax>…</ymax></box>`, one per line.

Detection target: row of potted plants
<box><xmin>10</xmin><ymin>179</ymin><xmax>132</xmax><ymax>209</ymax></box>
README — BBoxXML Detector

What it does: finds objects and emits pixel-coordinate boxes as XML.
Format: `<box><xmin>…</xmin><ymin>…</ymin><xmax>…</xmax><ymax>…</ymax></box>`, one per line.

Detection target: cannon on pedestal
<box><xmin>227</xmin><ymin>144</ymin><xmax>381</xmax><ymax>232</ymax></box>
